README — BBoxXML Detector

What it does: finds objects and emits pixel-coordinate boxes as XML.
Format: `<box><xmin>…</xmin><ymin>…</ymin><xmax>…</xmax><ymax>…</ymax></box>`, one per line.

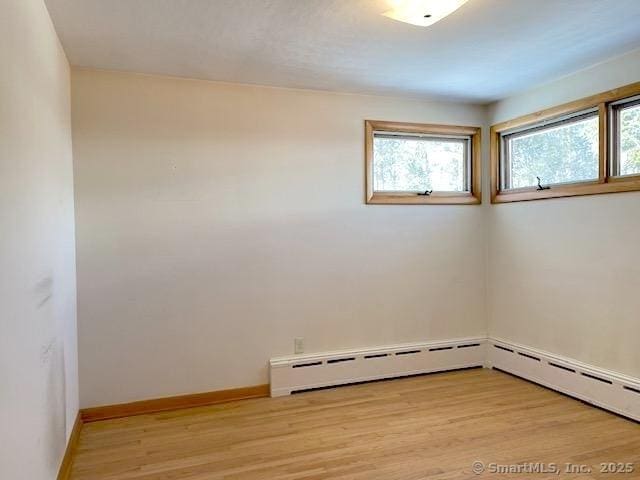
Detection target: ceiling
<box><xmin>45</xmin><ymin>0</ymin><xmax>640</xmax><ymax>103</ymax></box>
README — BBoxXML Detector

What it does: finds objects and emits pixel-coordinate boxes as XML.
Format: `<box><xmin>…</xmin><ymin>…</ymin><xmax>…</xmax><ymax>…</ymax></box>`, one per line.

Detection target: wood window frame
<box><xmin>490</xmin><ymin>81</ymin><xmax>640</xmax><ymax>204</ymax></box>
<box><xmin>365</xmin><ymin>120</ymin><xmax>482</xmax><ymax>205</ymax></box>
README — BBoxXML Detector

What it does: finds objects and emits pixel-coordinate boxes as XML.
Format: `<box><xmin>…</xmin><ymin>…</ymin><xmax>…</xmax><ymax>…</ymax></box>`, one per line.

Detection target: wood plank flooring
<box><xmin>70</xmin><ymin>368</ymin><xmax>640</xmax><ymax>480</ymax></box>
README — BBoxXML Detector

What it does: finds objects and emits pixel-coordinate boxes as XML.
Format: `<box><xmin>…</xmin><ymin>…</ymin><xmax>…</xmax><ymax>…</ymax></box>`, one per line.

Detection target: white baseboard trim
<box><xmin>269</xmin><ymin>337</ymin><xmax>486</xmax><ymax>397</ymax></box>
<box><xmin>487</xmin><ymin>337</ymin><xmax>640</xmax><ymax>422</ymax></box>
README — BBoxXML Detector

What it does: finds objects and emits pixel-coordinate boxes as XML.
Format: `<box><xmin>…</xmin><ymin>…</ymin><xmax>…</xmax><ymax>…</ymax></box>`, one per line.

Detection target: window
<box><xmin>501</xmin><ymin>111</ymin><xmax>599</xmax><ymax>190</ymax></box>
<box><xmin>490</xmin><ymin>81</ymin><xmax>640</xmax><ymax>203</ymax></box>
<box><xmin>611</xmin><ymin>96</ymin><xmax>640</xmax><ymax>177</ymax></box>
<box><xmin>373</xmin><ymin>134</ymin><xmax>469</xmax><ymax>192</ymax></box>
<box><xmin>365</xmin><ymin>120</ymin><xmax>481</xmax><ymax>204</ymax></box>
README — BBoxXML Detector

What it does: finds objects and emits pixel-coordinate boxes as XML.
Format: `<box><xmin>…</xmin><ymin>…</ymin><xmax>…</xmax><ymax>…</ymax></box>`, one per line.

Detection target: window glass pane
<box><xmin>506</xmin><ymin>115</ymin><xmax>599</xmax><ymax>189</ymax></box>
<box><xmin>373</xmin><ymin>136</ymin><xmax>466</xmax><ymax>192</ymax></box>
<box><xmin>619</xmin><ymin>104</ymin><xmax>640</xmax><ymax>176</ymax></box>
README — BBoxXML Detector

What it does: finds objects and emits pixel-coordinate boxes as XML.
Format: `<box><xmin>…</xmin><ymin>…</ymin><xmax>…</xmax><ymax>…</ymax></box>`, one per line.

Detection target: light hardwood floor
<box><xmin>70</xmin><ymin>369</ymin><xmax>640</xmax><ymax>480</ymax></box>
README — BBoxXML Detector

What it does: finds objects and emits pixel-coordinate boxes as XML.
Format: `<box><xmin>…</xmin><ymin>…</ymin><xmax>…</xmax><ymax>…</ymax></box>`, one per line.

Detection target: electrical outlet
<box><xmin>294</xmin><ymin>337</ymin><xmax>304</xmax><ymax>354</ymax></box>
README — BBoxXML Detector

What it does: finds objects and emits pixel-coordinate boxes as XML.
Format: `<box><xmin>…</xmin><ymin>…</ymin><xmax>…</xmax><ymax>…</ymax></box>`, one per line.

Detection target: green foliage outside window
<box><xmin>373</xmin><ymin>136</ymin><xmax>466</xmax><ymax>192</ymax></box>
<box><xmin>508</xmin><ymin>116</ymin><xmax>599</xmax><ymax>188</ymax></box>
<box><xmin>620</xmin><ymin>104</ymin><xmax>640</xmax><ymax>176</ymax></box>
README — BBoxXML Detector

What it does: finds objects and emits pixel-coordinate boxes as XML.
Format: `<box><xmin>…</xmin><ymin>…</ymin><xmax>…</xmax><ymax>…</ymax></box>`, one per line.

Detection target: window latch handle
<box><xmin>536</xmin><ymin>177</ymin><xmax>550</xmax><ymax>191</ymax></box>
<box><xmin>417</xmin><ymin>189</ymin><xmax>433</xmax><ymax>196</ymax></box>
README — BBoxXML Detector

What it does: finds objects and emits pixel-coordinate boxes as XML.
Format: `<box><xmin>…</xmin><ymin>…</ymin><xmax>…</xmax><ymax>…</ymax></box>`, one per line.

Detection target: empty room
<box><xmin>3</xmin><ymin>0</ymin><xmax>640</xmax><ymax>479</ymax></box>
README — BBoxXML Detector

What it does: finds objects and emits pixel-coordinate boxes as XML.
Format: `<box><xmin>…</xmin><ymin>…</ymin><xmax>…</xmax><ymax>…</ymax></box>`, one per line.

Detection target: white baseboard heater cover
<box><xmin>269</xmin><ymin>337</ymin><xmax>486</xmax><ymax>397</ymax></box>
<box><xmin>270</xmin><ymin>336</ymin><xmax>640</xmax><ymax>422</ymax></box>
<box><xmin>487</xmin><ymin>337</ymin><xmax>640</xmax><ymax>422</ymax></box>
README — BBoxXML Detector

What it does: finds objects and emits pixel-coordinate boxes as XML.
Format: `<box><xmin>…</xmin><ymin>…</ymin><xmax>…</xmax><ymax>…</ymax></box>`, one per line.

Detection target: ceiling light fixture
<box><xmin>383</xmin><ymin>0</ymin><xmax>469</xmax><ymax>27</ymax></box>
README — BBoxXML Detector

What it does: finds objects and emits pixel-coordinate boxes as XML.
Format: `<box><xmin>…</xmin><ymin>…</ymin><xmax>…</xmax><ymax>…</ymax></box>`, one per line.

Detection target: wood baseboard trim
<box><xmin>57</xmin><ymin>412</ymin><xmax>83</xmax><ymax>480</ymax></box>
<box><xmin>80</xmin><ymin>384</ymin><xmax>270</xmax><ymax>423</ymax></box>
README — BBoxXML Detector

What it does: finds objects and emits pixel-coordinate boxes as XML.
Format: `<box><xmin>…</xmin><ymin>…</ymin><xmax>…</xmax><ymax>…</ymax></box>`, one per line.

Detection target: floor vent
<box><xmin>270</xmin><ymin>337</ymin><xmax>486</xmax><ymax>397</ymax></box>
<box><xmin>487</xmin><ymin>338</ymin><xmax>640</xmax><ymax>422</ymax></box>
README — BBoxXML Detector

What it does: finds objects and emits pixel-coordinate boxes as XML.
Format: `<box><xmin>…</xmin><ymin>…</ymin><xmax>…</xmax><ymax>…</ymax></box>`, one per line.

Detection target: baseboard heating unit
<box><xmin>270</xmin><ymin>336</ymin><xmax>640</xmax><ymax>422</ymax></box>
<box><xmin>487</xmin><ymin>338</ymin><xmax>640</xmax><ymax>422</ymax></box>
<box><xmin>269</xmin><ymin>337</ymin><xmax>487</xmax><ymax>397</ymax></box>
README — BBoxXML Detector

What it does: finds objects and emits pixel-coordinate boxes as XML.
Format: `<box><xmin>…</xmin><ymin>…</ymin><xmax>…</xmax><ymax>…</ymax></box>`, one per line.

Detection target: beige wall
<box><xmin>71</xmin><ymin>69</ymin><xmax>487</xmax><ymax>407</ymax></box>
<box><xmin>0</xmin><ymin>0</ymin><xmax>78</xmax><ymax>478</ymax></box>
<box><xmin>70</xmin><ymin>47</ymin><xmax>640</xmax><ymax>408</ymax></box>
<box><xmin>487</xmin><ymin>48</ymin><xmax>640</xmax><ymax>378</ymax></box>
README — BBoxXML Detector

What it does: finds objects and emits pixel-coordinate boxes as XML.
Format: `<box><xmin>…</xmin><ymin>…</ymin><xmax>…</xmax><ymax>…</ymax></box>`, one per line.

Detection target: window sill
<box><xmin>367</xmin><ymin>192</ymin><xmax>481</xmax><ymax>205</ymax></box>
<box><xmin>492</xmin><ymin>177</ymin><xmax>640</xmax><ymax>203</ymax></box>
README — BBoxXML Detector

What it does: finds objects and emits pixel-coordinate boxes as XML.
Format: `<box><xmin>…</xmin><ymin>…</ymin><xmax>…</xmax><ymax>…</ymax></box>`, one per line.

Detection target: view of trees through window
<box><xmin>619</xmin><ymin>104</ymin><xmax>640</xmax><ymax>176</ymax></box>
<box><xmin>506</xmin><ymin>115</ymin><xmax>599</xmax><ymax>189</ymax></box>
<box><xmin>373</xmin><ymin>135</ymin><xmax>466</xmax><ymax>192</ymax></box>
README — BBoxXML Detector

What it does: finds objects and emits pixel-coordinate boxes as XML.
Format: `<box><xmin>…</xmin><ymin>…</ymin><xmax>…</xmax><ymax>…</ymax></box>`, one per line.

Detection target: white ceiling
<box><xmin>45</xmin><ymin>0</ymin><xmax>640</xmax><ymax>103</ymax></box>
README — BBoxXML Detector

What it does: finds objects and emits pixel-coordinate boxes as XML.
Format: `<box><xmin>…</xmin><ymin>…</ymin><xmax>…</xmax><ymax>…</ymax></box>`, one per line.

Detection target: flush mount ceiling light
<box><xmin>383</xmin><ymin>0</ymin><xmax>470</xmax><ymax>27</ymax></box>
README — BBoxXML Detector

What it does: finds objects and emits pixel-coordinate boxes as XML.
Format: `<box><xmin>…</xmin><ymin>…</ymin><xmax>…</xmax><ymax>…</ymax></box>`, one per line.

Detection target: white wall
<box><xmin>71</xmin><ymin>69</ymin><xmax>487</xmax><ymax>407</ymax></box>
<box><xmin>0</xmin><ymin>0</ymin><xmax>78</xmax><ymax>478</ymax></box>
<box><xmin>487</xmin><ymin>48</ymin><xmax>640</xmax><ymax>378</ymax></box>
